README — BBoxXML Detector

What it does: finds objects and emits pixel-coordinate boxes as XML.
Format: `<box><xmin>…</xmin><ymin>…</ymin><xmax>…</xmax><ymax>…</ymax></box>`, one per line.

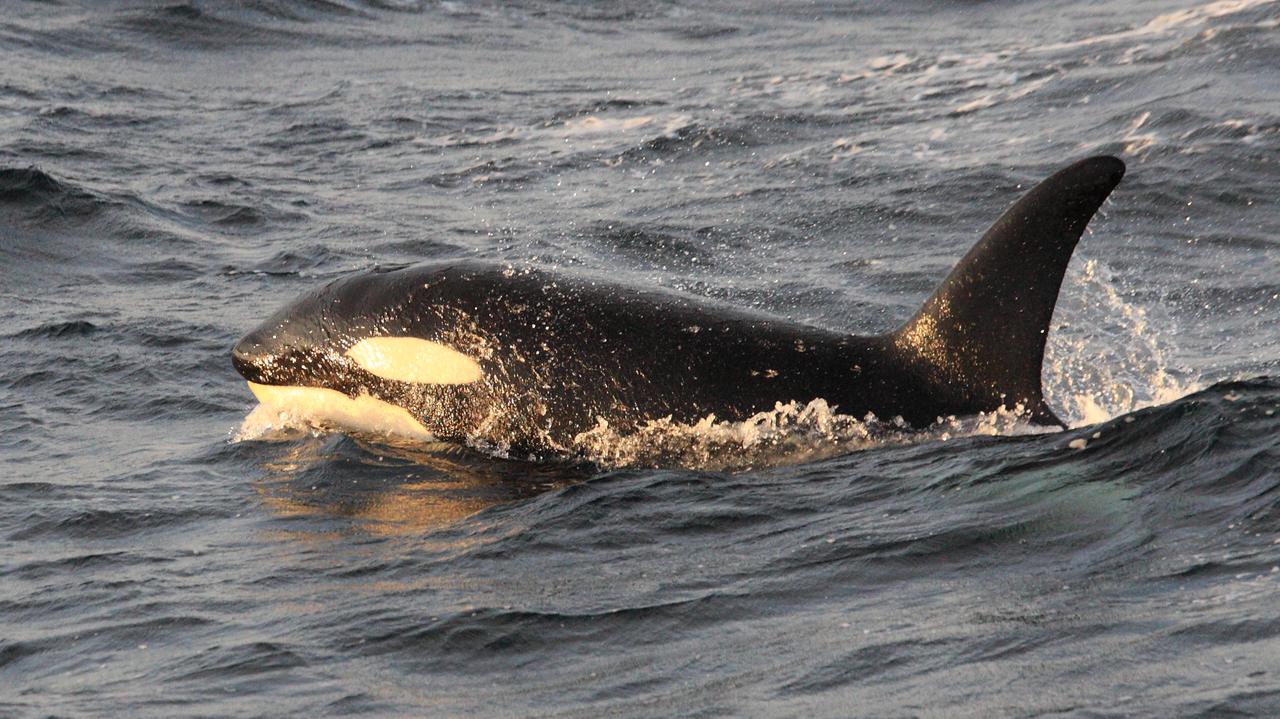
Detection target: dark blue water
<box><xmin>2</xmin><ymin>1</ymin><xmax>1278</xmax><ymax>716</ymax></box>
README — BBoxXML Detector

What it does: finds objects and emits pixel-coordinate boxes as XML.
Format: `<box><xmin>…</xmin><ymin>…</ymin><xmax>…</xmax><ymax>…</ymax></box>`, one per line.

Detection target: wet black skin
<box><xmin>233</xmin><ymin>263</ymin><xmax>934</xmax><ymax>448</ymax></box>
<box><xmin>233</xmin><ymin>156</ymin><xmax>1126</xmax><ymax>453</ymax></box>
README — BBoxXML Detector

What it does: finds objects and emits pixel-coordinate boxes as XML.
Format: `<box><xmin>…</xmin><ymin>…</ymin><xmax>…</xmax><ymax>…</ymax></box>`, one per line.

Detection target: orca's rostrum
<box><xmin>233</xmin><ymin>156</ymin><xmax>1126</xmax><ymax>454</ymax></box>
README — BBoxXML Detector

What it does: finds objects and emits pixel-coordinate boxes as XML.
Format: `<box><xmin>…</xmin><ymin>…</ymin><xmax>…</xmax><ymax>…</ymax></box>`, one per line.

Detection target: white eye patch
<box><xmin>344</xmin><ymin>337</ymin><xmax>483</xmax><ymax>385</ymax></box>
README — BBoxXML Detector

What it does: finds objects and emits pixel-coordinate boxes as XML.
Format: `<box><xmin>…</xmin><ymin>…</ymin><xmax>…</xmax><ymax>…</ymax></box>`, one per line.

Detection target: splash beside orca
<box><xmin>232</xmin><ymin>155</ymin><xmax>1126</xmax><ymax>454</ymax></box>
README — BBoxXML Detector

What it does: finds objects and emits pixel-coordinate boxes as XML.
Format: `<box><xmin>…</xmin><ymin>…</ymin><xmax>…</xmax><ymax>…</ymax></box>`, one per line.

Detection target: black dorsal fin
<box><xmin>891</xmin><ymin>155</ymin><xmax>1126</xmax><ymax>426</ymax></box>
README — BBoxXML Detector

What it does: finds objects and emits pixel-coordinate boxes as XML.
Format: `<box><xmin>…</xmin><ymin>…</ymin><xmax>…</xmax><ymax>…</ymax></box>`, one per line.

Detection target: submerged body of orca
<box><xmin>233</xmin><ymin>156</ymin><xmax>1126</xmax><ymax>455</ymax></box>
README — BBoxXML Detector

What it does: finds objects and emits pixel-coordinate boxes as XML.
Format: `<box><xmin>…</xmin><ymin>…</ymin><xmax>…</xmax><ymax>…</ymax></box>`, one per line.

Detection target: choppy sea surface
<box><xmin>3</xmin><ymin>1</ymin><xmax>1279</xmax><ymax>716</ymax></box>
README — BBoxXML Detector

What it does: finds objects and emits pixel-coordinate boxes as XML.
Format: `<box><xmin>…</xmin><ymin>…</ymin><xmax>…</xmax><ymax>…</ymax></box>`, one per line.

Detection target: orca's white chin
<box><xmin>246</xmin><ymin>382</ymin><xmax>434</xmax><ymax>441</ymax></box>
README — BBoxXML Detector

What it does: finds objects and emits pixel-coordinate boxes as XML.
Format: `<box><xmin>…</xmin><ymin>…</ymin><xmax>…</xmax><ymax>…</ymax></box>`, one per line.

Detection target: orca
<box><xmin>233</xmin><ymin>155</ymin><xmax>1126</xmax><ymax>455</ymax></box>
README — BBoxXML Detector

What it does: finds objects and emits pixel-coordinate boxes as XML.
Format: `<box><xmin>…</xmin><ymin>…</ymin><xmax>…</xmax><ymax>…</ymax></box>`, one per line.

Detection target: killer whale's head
<box><xmin>231</xmin><ymin>266</ymin><xmax>488</xmax><ymax>440</ymax></box>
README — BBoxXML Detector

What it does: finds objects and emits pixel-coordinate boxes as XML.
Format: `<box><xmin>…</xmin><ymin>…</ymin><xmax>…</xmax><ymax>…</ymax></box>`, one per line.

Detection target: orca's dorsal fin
<box><xmin>891</xmin><ymin>155</ymin><xmax>1126</xmax><ymax>426</ymax></box>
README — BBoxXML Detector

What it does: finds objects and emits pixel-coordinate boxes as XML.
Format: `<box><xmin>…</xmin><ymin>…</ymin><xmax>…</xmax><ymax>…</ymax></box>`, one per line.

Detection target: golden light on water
<box><xmin>252</xmin><ymin>434</ymin><xmax>582</xmax><ymax>539</ymax></box>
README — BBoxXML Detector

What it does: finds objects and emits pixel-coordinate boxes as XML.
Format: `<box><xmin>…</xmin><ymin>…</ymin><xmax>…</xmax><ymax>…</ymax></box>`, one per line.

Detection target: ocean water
<box><xmin>2</xmin><ymin>1</ymin><xmax>1279</xmax><ymax>716</ymax></box>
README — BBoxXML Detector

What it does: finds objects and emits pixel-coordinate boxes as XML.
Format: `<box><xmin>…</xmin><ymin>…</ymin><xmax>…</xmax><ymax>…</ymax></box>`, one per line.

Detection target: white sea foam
<box><xmin>569</xmin><ymin>399</ymin><xmax>894</xmax><ymax>470</ymax></box>
<box><xmin>571</xmin><ymin>398</ymin><xmax>1057</xmax><ymax>470</ymax></box>
<box><xmin>235</xmin><ymin>401</ymin><xmax>319</xmax><ymax>443</ymax></box>
<box><xmin>562</xmin><ymin>115</ymin><xmax>657</xmax><ymax>134</ymax></box>
<box><xmin>1044</xmin><ymin>259</ymin><xmax>1198</xmax><ymax>427</ymax></box>
<box><xmin>1039</xmin><ymin>0</ymin><xmax>1276</xmax><ymax>53</ymax></box>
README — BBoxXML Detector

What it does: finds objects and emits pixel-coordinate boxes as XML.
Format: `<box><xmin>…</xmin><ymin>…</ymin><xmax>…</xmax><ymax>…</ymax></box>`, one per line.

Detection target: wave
<box><xmin>0</xmin><ymin>165</ymin><xmax>184</xmax><ymax>247</ymax></box>
<box><xmin>220</xmin><ymin>245</ymin><xmax>361</xmax><ymax>277</ymax></box>
<box><xmin>0</xmin><ymin>166</ymin><xmax>108</xmax><ymax>222</ymax></box>
<box><xmin>615</xmin><ymin>121</ymin><xmax>758</xmax><ymax>163</ymax></box>
<box><xmin>0</xmin><ymin>166</ymin><xmax>320</xmax><ymax>279</ymax></box>
<box><xmin>168</xmin><ymin>641</ymin><xmax>308</xmax><ymax>681</ymax></box>
<box><xmin>9</xmin><ymin>506</ymin><xmax>215</xmax><ymax>542</ymax></box>
<box><xmin>1038</xmin><ymin>0</ymin><xmax>1278</xmax><ymax>54</ymax></box>
<box><xmin>0</xmin><ymin>1</ymin><xmax>410</xmax><ymax>56</ymax></box>
<box><xmin>404</xmin><ymin>112</ymin><xmax>763</xmax><ymax>191</ymax></box>
<box><xmin>8</xmin><ymin>320</ymin><xmax>99</xmax><ymax>340</ymax></box>
<box><xmin>179</xmin><ymin>198</ymin><xmax>309</xmax><ymax>231</ymax></box>
<box><xmin>111</xmin><ymin>3</ymin><xmax>346</xmax><ymax>49</ymax></box>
